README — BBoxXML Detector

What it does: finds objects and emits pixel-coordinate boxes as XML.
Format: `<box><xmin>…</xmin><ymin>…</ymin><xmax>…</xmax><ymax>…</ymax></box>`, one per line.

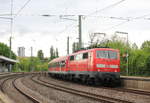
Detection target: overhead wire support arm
<box><xmin>0</xmin><ymin>17</ymin><xmax>12</xmax><ymax>20</ymax></box>
<box><xmin>59</xmin><ymin>17</ymin><xmax>77</xmax><ymax>21</ymax></box>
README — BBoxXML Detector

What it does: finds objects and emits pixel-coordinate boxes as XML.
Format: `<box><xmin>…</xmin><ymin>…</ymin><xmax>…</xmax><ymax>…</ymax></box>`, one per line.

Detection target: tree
<box><xmin>141</xmin><ymin>41</ymin><xmax>150</xmax><ymax>52</ymax></box>
<box><xmin>88</xmin><ymin>33</ymin><xmax>106</xmax><ymax>47</ymax></box>
<box><xmin>89</xmin><ymin>33</ymin><xmax>98</xmax><ymax>45</ymax></box>
<box><xmin>37</xmin><ymin>50</ymin><xmax>44</xmax><ymax>60</ymax></box>
<box><xmin>55</xmin><ymin>48</ymin><xmax>59</xmax><ymax>57</ymax></box>
<box><xmin>132</xmin><ymin>43</ymin><xmax>138</xmax><ymax>50</ymax></box>
<box><xmin>50</xmin><ymin>46</ymin><xmax>55</xmax><ymax>60</ymax></box>
<box><xmin>0</xmin><ymin>42</ymin><xmax>16</xmax><ymax>59</ymax></box>
<box><xmin>17</xmin><ymin>57</ymin><xmax>48</xmax><ymax>72</ymax></box>
<box><xmin>146</xmin><ymin>55</ymin><xmax>150</xmax><ymax>75</ymax></box>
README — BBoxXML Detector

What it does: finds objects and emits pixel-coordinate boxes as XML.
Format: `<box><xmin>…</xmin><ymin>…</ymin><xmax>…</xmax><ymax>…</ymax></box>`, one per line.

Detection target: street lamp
<box><xmin>115</xmin><ymin>31</ymin><xmax>129</xmax><ymax>75</ymax></box>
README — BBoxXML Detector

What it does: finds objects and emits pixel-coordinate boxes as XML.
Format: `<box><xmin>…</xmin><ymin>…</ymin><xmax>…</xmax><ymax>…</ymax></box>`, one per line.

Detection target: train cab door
<box><xmin>87</xmin><ymin>52</ymin><xmax>93</xmax><ymax>71</ymax></box>
<box><xmin>82</xmin><ymin>52</ymin><xmax>89</xmax><ymax>71</ymax></box>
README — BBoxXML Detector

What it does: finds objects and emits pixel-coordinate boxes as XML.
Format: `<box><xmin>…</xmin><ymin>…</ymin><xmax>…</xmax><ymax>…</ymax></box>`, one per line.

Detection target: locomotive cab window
<box><xmin>96</xmin><ymin>50</ymin><xmax>117</xmax><ymax>59</ymax></box>
<box><xmin>83</xmin><ymin>52</ymin><xmax>88</xmax><ymax>59</ymax></box>
<box><xmin>108</xmin><ymin>51</ymin><xmax>117</xmax><ymax>59</ymax></box>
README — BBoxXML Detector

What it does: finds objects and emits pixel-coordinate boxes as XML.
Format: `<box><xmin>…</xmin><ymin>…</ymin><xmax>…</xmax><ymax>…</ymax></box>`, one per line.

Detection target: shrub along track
<box><xmin>0</xmin><ymin>73</ymin><xmax>41</xmax><ymax>103</ymax></box>
<box><xmin>31</xmin><ymin>75</ymin><xmax>133</xmax><ymax>103</ymax></box>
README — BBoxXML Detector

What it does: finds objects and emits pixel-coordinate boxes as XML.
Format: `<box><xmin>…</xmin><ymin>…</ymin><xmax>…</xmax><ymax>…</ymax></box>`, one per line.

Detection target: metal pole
<box><xmin>30</xmin><ymin>46</ymin><xmax>33</xmax><ymax>71</ymax></box>
<box><xmin>78</xmin><ymin>15</ymin><xmax>82</xmax><ymax>49</ymax></box>
<box><xmin>9</xmin><ymin>0</ymin><xmax>13</xmax><ymax>72</ymax></box>
<box><xmin>10</xmin><ymin>0</ymin><xmax>13</xmax><ymax>54</ymax></box>
<box><xmin>67</xmin><ymin>36</ymin><xmax>69</xmax><ymax>55</ymax></box>
<box><xmin>31</xmin><ymin>46</ymin><xmax>33</xmax><ymax>57</ymax></box>
<box><xmin>127</xmin><ymin>33</ymin><xmax>129</xmax><ymax>75</ymax></box>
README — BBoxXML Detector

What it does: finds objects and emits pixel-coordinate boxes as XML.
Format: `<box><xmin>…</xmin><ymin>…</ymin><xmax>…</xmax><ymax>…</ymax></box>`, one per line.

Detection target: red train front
<box><xmin>48</xmin><ymin>48</ymin><xmax>120</xmax><ymax>86</ymax></box>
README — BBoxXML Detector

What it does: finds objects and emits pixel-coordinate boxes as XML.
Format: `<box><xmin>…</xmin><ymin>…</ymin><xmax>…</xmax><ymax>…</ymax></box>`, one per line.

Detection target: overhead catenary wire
<box><xmin>87</xmin><ymin>0</ymin><xmax>126</xmax><ymax>16</ymax></box>
<box><xmin>0</xmin><ymin>14</ymin><xmax>12</xmax><ymax>16</ymax></box>
<box><xmin>84</xmin><ymin>15</ymin><xmax>130</xmax><ymax>21</ymax></box>
<box><xmin>14</xmin><ymin>0</ymin><xmax>32</xmax><ymax>18</ymax></box>
<box><xmin>103</xmin><ymin>20</ymin><xmax>130</xmax><ymax>31</ymax></box>
<box><xmin>134</xmin><ymin>13</ymin><xmax>150</xmax><ymax>19</ymax></box>
<box><xmin>103</xmin><ymin>12</ymin><xmax>150</xmax><ymax>31</ymax></box>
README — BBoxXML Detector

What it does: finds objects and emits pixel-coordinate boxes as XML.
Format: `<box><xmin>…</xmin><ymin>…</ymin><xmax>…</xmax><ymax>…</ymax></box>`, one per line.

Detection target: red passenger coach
<box><xmin>48</xmin><ymin>56</ymin><xmax>68</xmax><ymax>74</ymax></box>
<box><xmin>48</xmin><ymin>48</ymin><xmax>120</xmax><ymax>86</ymax></box>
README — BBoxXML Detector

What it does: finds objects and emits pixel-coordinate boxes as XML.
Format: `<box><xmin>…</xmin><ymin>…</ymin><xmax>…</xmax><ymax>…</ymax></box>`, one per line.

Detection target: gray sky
<box><xmin>0</xmin><ymin>0</ymin><xmax>150</xmax><ymax>57</ymax></box>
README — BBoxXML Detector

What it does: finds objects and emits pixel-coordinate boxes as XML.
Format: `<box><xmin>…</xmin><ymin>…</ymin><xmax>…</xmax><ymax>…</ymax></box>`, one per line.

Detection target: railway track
<box><xmin>0</xmin><ymin>73</ymin><xmax>149</xmax><ymax>103</ymax></box>
<box><xmin>0</xmin><ymin>74</ymin><xmax>41</xmax><ymax>103</ymax></box>
<box><xmin>0</xmin><ymin>72</ymin><xmax>10</xmax><ymax>75</ymax></box>
<box><xmin>47</xmin><ymin>74</ymin><xmax>150</xmax><ymax>96</ymax></box>
<box><xmin>31</xmin><ymin>75</ymin><xmax>133</xmax><ymax>103</ymax></box>
<box><xmin>13</xmin><ymin>77</ymin><xmax>40</xmax><ymax>103</ymax></box>
<box><xmin>101</xmin><ymin>87</ymin><xmax>150</xmax><ymax>96</ymax></box>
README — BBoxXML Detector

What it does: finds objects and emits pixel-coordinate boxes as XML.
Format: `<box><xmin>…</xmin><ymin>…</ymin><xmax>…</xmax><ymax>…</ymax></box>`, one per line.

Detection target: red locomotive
<box><xmin>48</xmin><ymin>48</ymin><xmax>120</xmax><ymax>86</ymax></box>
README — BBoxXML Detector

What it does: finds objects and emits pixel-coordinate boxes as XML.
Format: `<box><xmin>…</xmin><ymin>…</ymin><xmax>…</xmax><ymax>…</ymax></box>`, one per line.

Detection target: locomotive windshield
<box><xmin>96</xmin><ymin>50</ymin><xmax>118</xmax><ymax>59</ymax></box>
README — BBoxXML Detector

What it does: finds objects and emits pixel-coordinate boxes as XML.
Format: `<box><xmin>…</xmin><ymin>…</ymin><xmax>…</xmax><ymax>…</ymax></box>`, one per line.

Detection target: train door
<box><xmin>87</xmin><ymin>52</ymin><xmax>93</xmax><ymax>71</ymax></box>
<box><xmin>82</xmin><ymin>52</ymin><xmax>88</xmax><ymax>71</ymax></box>
<box><xmin>75</xmin><ymin>54</ymin><xmax>82</xmax><ymax>71</ymax></box>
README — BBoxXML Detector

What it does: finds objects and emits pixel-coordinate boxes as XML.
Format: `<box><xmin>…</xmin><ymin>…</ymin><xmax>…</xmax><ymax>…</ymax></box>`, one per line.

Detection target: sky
<box><xmin>0</xmin><ymin>0</ymin><xmax>150</xmax><ymax>57</ymax></box>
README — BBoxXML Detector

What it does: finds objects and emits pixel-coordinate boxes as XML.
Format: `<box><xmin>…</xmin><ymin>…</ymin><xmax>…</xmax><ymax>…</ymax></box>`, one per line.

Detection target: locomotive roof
<box><xmin>70</xmin><ymin>48</ymin><xmax>119</xmax><ymax>55</ymax></box>
<box><xmin>48</xmin><ymin>48</ymin><xmax>119</xmax><ymax>64</ymax></box>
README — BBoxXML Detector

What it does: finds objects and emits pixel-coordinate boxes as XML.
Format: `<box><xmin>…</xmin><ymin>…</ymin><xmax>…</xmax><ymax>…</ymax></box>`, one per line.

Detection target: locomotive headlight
<box><xmin>96</xmin><ymin>64</ymin><xmax>105</xmax><ymax>68</ymax></box>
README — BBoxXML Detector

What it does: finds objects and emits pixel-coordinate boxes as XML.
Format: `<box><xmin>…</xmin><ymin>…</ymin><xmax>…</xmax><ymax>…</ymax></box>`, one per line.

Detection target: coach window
<box><xmin>48</xmin><ymin>64</ymin><xmax>51</xmax><ymax>68</ymax></box>
<box><xmin>51</xmin><ymin>63</ymin><xmax>54</xmax><ymax>67</ymax></box>
<box><xmin>70</xmin><ymin>56</ymin><xmax>74</xmax><ymax>61</ymax></box>
<box><xmin>54</xmin><ymin>63</ymin><xmax>57</xmax><ymax>67</ymax></box>
<box><xmin>57</xmin><ymin>62</ymin><xmax>59</xmax><ymax>67</ymax></box>
<box><xmin>83</xmin><ymin>52</ymin><xmax>88</xmax><ymax>59</ymax></box>
<box><xmin>60</xmin><ymin>61</ymin><xmax>66</xmax><ymax>67</ymax></box>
